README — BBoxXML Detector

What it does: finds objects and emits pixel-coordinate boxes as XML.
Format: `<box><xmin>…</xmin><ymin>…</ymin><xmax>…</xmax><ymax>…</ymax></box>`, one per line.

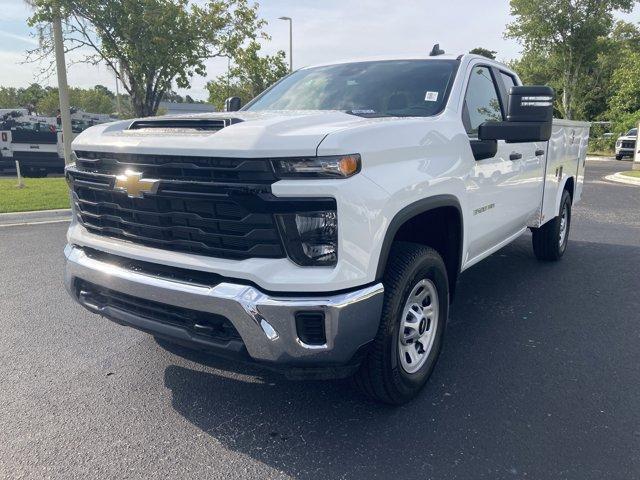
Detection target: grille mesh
<box><xmin>69</xmin><ymin>151</ymin><xmax>285</xmax><ymax>259</ymax></box>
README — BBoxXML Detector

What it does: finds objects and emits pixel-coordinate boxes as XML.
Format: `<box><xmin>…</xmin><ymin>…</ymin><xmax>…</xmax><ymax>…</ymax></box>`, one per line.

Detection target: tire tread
<box><xmin>354</xmin><ymin>242</ymin><xmax>447</xmax><ymax>404</ymax></box>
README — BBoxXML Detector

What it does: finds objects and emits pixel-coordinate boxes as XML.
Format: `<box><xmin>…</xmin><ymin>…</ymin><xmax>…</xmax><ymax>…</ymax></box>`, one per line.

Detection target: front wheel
<box><xmin>354</xmin><ymin>242</ymin><xmax>448</xmax><ymax>405</ymax></box>
<box><xmin>615</xmin><ymin>155</ymin><xmax>623</xmax><ymax>160</ymax></box>
<box><xmin>532</xmin><ymin>189</ymin><xmax>572</xmax><ymax>261</ymax></box>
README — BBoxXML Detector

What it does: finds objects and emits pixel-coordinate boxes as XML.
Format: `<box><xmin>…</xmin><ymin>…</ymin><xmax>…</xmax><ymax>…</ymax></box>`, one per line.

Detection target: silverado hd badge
<box><xmin>114</xmin><ymin>170</ymin><xmax>160</xmax><ymax>198</ymax></box>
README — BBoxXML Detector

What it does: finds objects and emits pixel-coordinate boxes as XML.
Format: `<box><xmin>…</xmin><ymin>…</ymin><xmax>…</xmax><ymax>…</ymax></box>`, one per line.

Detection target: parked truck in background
<box><xmin>63</xmin><ymin>54</ymin><xmax>589</xmax><ymax>404</ymax></box>
<box><xmin>615</xmin><ymin>128</ymin><xmax>637</xmax><ymax>160</ymax></box>
<box><xmin>0</xmin><ymin>109</ymin><xmax>113</xmax><ymax>176</ymax></box>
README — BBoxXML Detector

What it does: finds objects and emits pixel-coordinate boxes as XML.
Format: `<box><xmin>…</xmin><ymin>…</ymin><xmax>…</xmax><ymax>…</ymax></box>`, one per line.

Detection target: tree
<box><xmin>610</xmin><ymin>56</ymin><xmax>640</xmax><ymax>117</ymax></box>
<box><xmin>583</xmin><ymin>21</ymin><xmax>640</xmax><ymax>120</ymax></box>
<box><xmin>37</xmin><ymin>87</ymin><xmax>115</xmax><ymax>115</ymax></box>
<box><xmin>19</xmin><ymin>83</ymin><xmax>49</xmax><ymax>113</ymax></box>
<box><xmin>28</xmin><ymin>0</ymin><xmax>265</xmax><ymax>117</ymax></box>
<box><xmin>0</xmin><ymin>88</ymin><xmax>21</xmax><ymax>109</ymax></box>
<box><xmin>506</xmin><ymin>0</ymin><xmax>635</xmax><ymax>119</ymax></box>
<box><xmin>207</xmin><ymin>41</ymin><xmax>288</xmax><ymax>110</ymax></box>
<box><xmin>469</xmin><ymin>47</ymin><xmax>497</xmax><ymax>59</ymax></box>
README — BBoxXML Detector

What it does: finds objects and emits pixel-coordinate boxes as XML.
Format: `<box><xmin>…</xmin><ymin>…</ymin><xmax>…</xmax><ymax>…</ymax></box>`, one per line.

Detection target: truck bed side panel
<box><xmin>541</xmin><ymin>120</ymin><xmax>590</xmax><ymax>225</ymax></box>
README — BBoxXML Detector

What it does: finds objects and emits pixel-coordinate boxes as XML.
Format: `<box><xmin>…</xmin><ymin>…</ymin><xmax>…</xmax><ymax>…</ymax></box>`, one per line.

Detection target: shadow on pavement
<box><xmin>160</xmin><ymin>235</ymin><xmax>640</xmax><ymax>479</ymax></box>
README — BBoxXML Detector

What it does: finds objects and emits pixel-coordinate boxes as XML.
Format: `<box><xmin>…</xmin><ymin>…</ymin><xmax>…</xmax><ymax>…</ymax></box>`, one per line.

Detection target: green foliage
<box><xmin>0</xmin><ymin>84</ymin><xmax>51</xmax><ymax>113</ymax></box>
<box><xmin>207</xmin><ymin>41</ymin><xmax>288</xmax><ymax>110</ymax></box>
<box><xmin>588</xmin><ymin>135</ymin><xmax>616</xmax><ymax>154</ymax></box>
<box><xmin>0</xmin><ymin>87</ymin><xmax>20</xmax><ymax>109</ymax></box>
<box><xmin>0</xmin><ymin>84</ymin><xmax>116</xmax><ymax>116</ymax></box>
<box><xmin>28</xmin><ymin>0</ymin><xmax>265</xmax><ymax>117</ymax></box>
<box><xmin>469</xmin><ymin>48</ymin><xmax>497</xmax><ymax>60</ymax></box>
<box><xmin>609</xmin><ymin>49</ymin><xmax>640</xmax><ymax>116</ymax></box>
<box><xmin>36</xmin><ymin>86</ymin><xmax>115</xmax><ymax>116</ymax></box>
<box><xmin>506</xmin><ymin>0</ymin><xmax>635</xmax><ymax>119</ymax></box>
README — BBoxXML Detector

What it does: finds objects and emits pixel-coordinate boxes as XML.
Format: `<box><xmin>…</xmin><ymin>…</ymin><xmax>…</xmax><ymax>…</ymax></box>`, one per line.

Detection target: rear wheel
<box><xmin>532</xmin><ymin>189</ymin><xmax>572</xmax><ymax>261</ymax></box>
<box><xmin>354</xmin><ymin>242</ymin><xmax>448</xmax><ymax>405</ymax></box>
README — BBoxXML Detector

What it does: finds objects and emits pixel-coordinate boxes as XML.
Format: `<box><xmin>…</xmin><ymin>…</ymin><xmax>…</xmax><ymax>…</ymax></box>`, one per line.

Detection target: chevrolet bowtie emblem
<box><xmin>114</xmin><ymin>170</ymin><xmax>159</xmax><ymax>198</ymax></box>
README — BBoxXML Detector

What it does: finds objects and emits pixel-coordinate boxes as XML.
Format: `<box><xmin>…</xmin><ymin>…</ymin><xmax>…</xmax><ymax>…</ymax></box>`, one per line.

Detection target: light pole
<box><xmin>51</xmin><ymin>13</ymin><xmax>73</xmax><ymax>165</ymax></box>
<box><xmin>278</xmin><ymin>16</ymin><xmax>293</xmax><ymax>72</ymax></box>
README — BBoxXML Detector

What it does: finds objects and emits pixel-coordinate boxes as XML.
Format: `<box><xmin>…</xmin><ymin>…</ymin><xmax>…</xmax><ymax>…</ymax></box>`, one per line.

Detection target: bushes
<box><xmin>588</xmin><ymin>136</ymin><xmax>616</xmax><ymax>154</ymax></box>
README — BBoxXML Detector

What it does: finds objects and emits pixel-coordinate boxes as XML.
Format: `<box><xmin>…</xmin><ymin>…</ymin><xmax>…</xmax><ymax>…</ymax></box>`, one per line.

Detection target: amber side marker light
<box><xmin>338</xmin><ymin>154</ymin><xmax>360</xmax><ymax>177</ymax></box>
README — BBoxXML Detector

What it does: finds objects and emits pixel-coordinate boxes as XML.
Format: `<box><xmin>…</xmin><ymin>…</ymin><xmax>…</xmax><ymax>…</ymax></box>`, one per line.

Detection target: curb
<box><xmin>604</xmin><ymin>172</ymin><xmax>640</xmax><ymax>186</ymax></box>
<box><xmin>0</xmin><ymin>208</ymin><xmax>72</xmax><ymax>228</ymax></box>
<box><xmin>586</xmin><ymin>155</ymin><xmax>614</xmax><ymax>162</ymax></box>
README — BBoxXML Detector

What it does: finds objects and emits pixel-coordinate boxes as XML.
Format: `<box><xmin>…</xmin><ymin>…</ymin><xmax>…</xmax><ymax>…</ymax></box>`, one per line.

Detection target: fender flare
<box><xmin>375</xmin><ymin>194</ymin><xmax>464</xmax><ymax>280</ymax></box>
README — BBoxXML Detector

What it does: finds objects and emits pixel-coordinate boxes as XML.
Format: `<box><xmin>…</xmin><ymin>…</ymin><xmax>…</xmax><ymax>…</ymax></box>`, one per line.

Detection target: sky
<box><xmin>1</xmin><ymin>0</ymin><xmax>640</xmax><ymax>101</ymax></box>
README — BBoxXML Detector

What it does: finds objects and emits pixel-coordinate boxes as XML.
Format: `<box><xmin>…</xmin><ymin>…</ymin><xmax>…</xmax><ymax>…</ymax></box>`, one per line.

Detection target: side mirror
<box><xmin>224</xmin><ymin>96</ymin><xmax>242</xmax><ymax>112</ymax></box>
<box><xmin>479</xmin><ymin>86</ymin><xmax>554</xmax><ymax>143</ymax></box>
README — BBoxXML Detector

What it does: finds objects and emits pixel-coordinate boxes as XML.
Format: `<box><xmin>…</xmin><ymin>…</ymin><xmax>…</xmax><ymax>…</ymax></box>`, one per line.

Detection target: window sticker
<box><xmin>424</xmin><ymin>91</ymin><xmax>439</xmax><ymax>102</ymax></box>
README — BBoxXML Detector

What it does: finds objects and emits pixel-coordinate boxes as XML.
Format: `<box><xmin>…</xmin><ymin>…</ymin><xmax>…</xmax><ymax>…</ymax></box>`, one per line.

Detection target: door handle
<box><xmin>535</xmin><ymin>149</ymin><xmax>545</xmax><ymax>156</ymax></box>
<box><xmin>509</xmin><ymin>152</ymin><xmax>522</xmax><ymax>161</ymax></box>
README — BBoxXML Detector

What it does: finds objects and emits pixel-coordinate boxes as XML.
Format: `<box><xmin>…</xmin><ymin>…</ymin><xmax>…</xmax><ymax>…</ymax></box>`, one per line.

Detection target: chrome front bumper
<box><xmin>64</xmin><ymin>245</ymin><xmax>384</xmax><ymax>366</ymax></box>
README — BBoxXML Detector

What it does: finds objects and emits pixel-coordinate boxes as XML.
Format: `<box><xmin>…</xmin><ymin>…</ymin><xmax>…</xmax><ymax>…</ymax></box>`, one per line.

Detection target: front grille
<box><xmin>71</xmin><ymin>183</ymin><xmax>284</xmax><ymax>259</ymax></box>
<box><xmin>76</xmin><ymin>279</ymin><xmax>242</xmax><ymax>343</ymax></box>
<box><xmin>69</xmin><ymin>150</ymin><xmax>286</xmax><ymax>260</ymax></box>
<box><xmin>622</xmin><ymin>141</ymin><xmax>635</xmax><ymax>149</ymax></box>
<box><xmin>75</xmin><ymin>150</ymin><xmax>277</xmax><ymax>183</ymax></box>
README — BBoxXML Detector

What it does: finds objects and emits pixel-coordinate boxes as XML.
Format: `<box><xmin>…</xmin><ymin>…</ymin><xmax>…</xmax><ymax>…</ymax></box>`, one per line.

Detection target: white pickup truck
<box><xmin>63</xmin><ymin>54</ymin><xmax>589</xmax><ymax>404</ymax></box>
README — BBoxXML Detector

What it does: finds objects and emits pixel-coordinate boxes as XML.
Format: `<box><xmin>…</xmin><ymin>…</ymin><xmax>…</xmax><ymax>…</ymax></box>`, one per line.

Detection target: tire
<box><xmin>532</xmin><ymin>189</ymin><xmax>572</xmax><ymax>261</ymax></box>
<box><xmin>615</xmin><ymin>155</ymin><xmax>623</xmax><ymax>160</ymax></box>
<box><xmin>354</xmin><ymin>242</ymin><xmax>448</xmax><ymax>405</ymax></box>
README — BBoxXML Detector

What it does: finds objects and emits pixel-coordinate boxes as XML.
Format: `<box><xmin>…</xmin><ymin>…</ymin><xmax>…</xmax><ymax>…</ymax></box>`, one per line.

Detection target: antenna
<box><xmin>429</xmin><ymin>44</ymin><xmax>445</xmax><ymax>56</ymax></box>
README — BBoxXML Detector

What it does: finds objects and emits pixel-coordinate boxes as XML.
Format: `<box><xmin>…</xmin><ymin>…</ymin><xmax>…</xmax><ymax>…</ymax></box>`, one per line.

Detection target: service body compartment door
<box><xmin>540</xmin><ymin>120</ymin><xmax>590</xmax><ymax>225</ymax></box>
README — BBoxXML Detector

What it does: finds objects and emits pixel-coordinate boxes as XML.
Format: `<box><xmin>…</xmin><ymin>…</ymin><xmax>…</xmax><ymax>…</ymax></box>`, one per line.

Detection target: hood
<box><xmin>618</xmin><ymin>135</ymin><xmax>637</xmax><ymax>141</ymax></box>
<box><xmin>72</xmin><ymin>110</ymin><xmax>390</xmax><ymax>157</ymax></box>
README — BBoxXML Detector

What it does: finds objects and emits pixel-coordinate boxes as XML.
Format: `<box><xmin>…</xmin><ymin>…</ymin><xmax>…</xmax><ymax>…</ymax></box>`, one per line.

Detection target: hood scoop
<box><xmin>127</xmin><ymin>117</ymin><xmax>243</xmax><ymax>133</ymax></box>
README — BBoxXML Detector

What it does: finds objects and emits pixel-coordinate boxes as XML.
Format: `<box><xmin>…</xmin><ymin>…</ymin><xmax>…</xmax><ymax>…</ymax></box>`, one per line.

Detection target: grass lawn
<box><xmin>0</xmin><ymin>177</ymin><xmax>70</xmax><ymax>213</ymax></box>
<box><xmin>620</xmin><ymin>171</ymin><xmax>640</xmax><ymax>178</ymax></box>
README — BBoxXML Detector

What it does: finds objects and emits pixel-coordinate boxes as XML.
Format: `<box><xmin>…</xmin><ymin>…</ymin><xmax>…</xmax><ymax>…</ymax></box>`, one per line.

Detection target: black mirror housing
<box><xmin>507</xmin><ymin>86</ymin><xmax>554</xmax><ymax>123</ymax></box>
<box><xmin>225</xmin><ymin>96</ymin><xmax>242</xmax><ymax>112</ymax></box>
<box><xmin>478</xmin><ymin>85</ymin><xmax>554</xmax><ymax>143</ymax></box>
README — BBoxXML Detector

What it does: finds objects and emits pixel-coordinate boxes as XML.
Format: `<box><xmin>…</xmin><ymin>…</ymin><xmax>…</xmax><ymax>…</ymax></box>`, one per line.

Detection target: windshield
<box><xmin>244</xmin><ymin>60</ymin><xmax>458</xmax><ymax>117</ymax></box>
<box><xmin>627</xmin><ymin>128</ymin><xmax>637</xmax><ymax>136</ymax></box>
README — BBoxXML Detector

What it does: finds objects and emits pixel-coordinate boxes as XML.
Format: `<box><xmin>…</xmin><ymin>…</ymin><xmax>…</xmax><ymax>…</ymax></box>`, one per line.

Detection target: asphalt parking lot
<box><xmin>1</xmin><ymin>159</ymin><xmax>639</xmax><ymax>479</ymax></box>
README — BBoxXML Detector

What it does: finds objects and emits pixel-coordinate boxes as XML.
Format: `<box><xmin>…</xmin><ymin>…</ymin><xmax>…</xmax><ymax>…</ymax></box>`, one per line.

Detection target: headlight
<box><xmin>272</xmin><ymin>154</ymin><xmax>360</xmax><ymax>179</ymax></box>
<box><xmin>616</xmin><ymin>139</ymin><xmax>622</xmax><ymax>147</ymax></box>
<box><xmin>277</xmin><ymin>211</ymin><xmax>338</xmax><ymax>266</ymax></box>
